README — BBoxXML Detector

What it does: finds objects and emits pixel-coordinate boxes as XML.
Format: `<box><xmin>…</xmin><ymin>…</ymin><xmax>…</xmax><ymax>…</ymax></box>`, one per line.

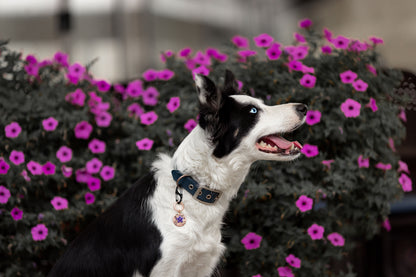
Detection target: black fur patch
<box><xmin>48</xmin><ymin>172</ymin><xmax>162</xmax><ymax>277</ymax></box>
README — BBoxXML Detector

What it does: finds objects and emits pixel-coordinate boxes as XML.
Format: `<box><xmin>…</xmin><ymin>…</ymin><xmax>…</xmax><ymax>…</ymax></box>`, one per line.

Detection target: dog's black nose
<box><xmin>296</xmin><ymin>104</ymin><xmax>308</xmax><ymax>117</ymax></box>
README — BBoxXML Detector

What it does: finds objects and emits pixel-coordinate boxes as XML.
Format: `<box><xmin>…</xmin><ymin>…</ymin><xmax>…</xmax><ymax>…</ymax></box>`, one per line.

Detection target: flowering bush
<box><xmin>0</xmin><ymin>18</ymin><xmax>413</xmax><ymax>277</ymax></box>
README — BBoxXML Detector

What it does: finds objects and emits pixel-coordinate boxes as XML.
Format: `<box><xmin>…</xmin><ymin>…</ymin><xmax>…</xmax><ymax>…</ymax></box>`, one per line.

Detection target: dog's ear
<box><xmin>223</xmin><ymin>70</ymin><xmax>238</xmax><ymax>96</ymax></box>
<box><xmin>194</xmin><ymin>74</ymin><xmax>221</xmax><ymax>112</ymax></box>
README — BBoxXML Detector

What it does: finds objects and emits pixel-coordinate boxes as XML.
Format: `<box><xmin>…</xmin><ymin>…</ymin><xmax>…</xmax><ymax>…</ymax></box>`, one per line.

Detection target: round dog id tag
<box><xmin>173</xmin><ymin>203</ymin><xmax>186</xmax><ymax>227</ymax></box>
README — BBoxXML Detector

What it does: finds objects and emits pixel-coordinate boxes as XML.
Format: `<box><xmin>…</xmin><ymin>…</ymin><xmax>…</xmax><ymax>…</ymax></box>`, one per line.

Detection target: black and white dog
<box><xmin>49</xmin><ymin>70</ymin><xmax>307</xmax><ymax>277</ymax></box>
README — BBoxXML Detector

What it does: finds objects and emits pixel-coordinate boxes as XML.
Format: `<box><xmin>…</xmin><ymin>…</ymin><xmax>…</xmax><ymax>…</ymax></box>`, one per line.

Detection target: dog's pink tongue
<box><xmin>267</xmin><ymin>136</ymin><xmax>293</xmax><ymax>149</ymax></box>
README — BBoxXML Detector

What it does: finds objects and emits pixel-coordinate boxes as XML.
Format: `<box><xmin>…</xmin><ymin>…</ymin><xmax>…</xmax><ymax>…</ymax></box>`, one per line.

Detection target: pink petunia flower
<box><xmin>340</xmin><ymin>98</ymin><xmax>361</xmax><ymax>118</ymax></box>
<box><xmin>11</xmin><ymin>207</ymin><xmax>23</xmax><ymax>221</ymax></box>
<box><xmin>142</xmin><ymin>69</ymin><xmax>159</xmax><ymax>82</ymax></box>
<box><xmin>277</xmin><ymin>266</ymin><xmax>294</xmax><ymax>277</ymax></box>
<box><xmin>375</xmin><ymin>162</ymin><xmax>392</xmax><ymax>171</ymax></box>
<box><xmin>231</xmin><ymin>35</ymin><xmax>249</xmax><ymax>48</ymax></box>
<box><xmin>238</xmin><ymin>49</ymin><xmax>258</xmax><ymax>58</ymax></box>
<box><xmin>302</xmin><ymin>65</ymin><xmax>315</xmax><ymax>74</ymax></box>
<box><xmin>86</xmin><ymin>158</ymin><xmax>103</xmax><ymax>174</ymax></box>
<box><xmin>323</xmin><ymin>28</ymin><xmax>333</xmax><ymax>42</ymax></box>
<box><xmin>31</xmin><ymin>224</ymin><xmax>48</xmax><ymax>241</ymax></box>
<box><xmin>382</xmin><ymin>218</ymin><xmax>391</xmax><ymax>231</ymax></box>
<box><xmin>126</xmin><ymin>80</ymin><xmax>143</xmax><ymax>98</ymax></box>
<box><xmin>193</xmin><ymin>51</ymin><xmax>211</xmax><ymax>66</ymax></box>
<box><xmin>388</xmin><ymin>137</ymin><xmax>396</xmax><ymax>152</ymax></box>
<box><xmin>399</xmin><ymin>173</ymin><xmax>412</xmax><ymax>192</ymax></box>
<box><xmin>352</xmin><ymin>79</ymin><xmax>368</xmax><ymax>92</ymax></box>
<box><xmin>192</xmin><ymin>65</ymin><xmax>210</xmax><ymax>77</ymax></box>
<box><xmin>65</xmin><ymin>88</ymin><xmax>86</xmax><ymax>106</ymax></box>
<box><xmin>95</xmin><ymin>79</ymin><xmax>111</xmax><ymax>92</ymax></box>
<box><xmin>285</xmin><ymin>254</ymin><xmax>301</xmax><ymax>268</ymax></box>
<box><xmin>53</xmin><ymin>51</ymin><xmax>69</xmax><ymax>67</ymax></box>
<box><xmin>127</xmin><ymin>103</ymin><xmax>144</xmax><ymax>118</ymax></box>
<box><xmin>140</xmin><ymin>111</ymin><xmax>158</xmax><ymax>125</ymax></box>
<box><xmin>184</xmin><ymin>119</ymin><xmax>197</xmax><ymax>132</ymax></box>
<box><xmin>136</xmin><ymin>138</ymin><xmax>154</xmax><ymax>151</ymax></box>
<box><xmin>88</xmin><ymin>138</ymin><xmax>106</xmax><ymax>154</ymax></box>
<box><xmin>307</xmin><ymin>223</ymin><xmax>325</xmax><ymax>240</ymax></box>
<box><xmin>299</xmin><ymin>18</ymin><xmax>312</xmax><ymax>28</ymax></box>
<box><xmin>366</xmin><ymin>64</ymin><xmax>377</xmax><ymax>76</ymax></box>
<box><xmin>61</xmin><ymin>165</ymin><xmax>73</xmax><ymax>178</ymax></box>
<box><xmin>160</xmin><ymin>50</ymin><xmax>174</xmax><ymax>63</ymax></box>
<box><xmin>398</xmin><ymin>108</ymin><xmax>407</xmax><ymax>122</ymax></box>
<box><xmin>369</xmin><ymin>36</ymin><xmax>384</xmax><ymax>45</ymax></box>
<box><xmin>322</xmin><ymin>159</ymin><xmax>335</xmax><ymax>169</ymax></box>
<box><xmin>5</xmin><ymin>122</ymin><xmax>22</xmax><ymax>138</ymax></box>
<box><xmin>85</xmin><ymin>192</ymin><xmax>95</xmax><ymax>205</ymax></box>
<box><xmin>56</xmin><ymin>146</ymin><xmax>72</xmax><ymax>163</ymax></box>
<box><xmin>100</xmin><ymin>165</ymin><xmax>115</xmax><ymax>181</ymax></box>
<box><xmin>21</xmin><ymin>169</ymin><xmax>31</xmax><ymax>181</ymax></box>
<box><xmin>357</xmin><ymin>155</ymin><xmax>369</xmax><ymax>168</ymax></box>
<box><xmin>0</xmin><ymin>185</ymin><xmax>11</xmax><ymax>204</ymax></box>
<box><xmin>296</xmin><ymin>195</ymin><xmax>313</xmax><ymax>212</ymax></box>
<box><xmin>294</xmin><ymin>32</ymin><xmax>306</xmax><ymax>43</ymax></box>
<box><xmin>42</xmin><ymin>117</ymin><xmax>59</xmax><ymax>131</ymax></box>
<box><xmin>327</xmin><ymin>232</ymin><xmax>345</xmax><ymax>246</ymax></box>
<box><xmin>42</xmin><ymin>162</ymin><xmax>56</xmax><ymax>175</ymax></box>
<box><xmin>366</xmin><ymin>98</ymin><xmax>378</xmax><ymax>112</ymax></box>
<box><xmin>51</xmin><ymin>196</ymin><xmax>68</xmax><ymax>210</ymax></box>
<box><xmin>158</xmin><ymin>69</ymin><xmax>175</xmax><ymax>81</ymax></box>
<box><xmin>241</xmin><ymin>232</ymin><xmax>262</xmax><ymax>250</ymax></box>
<box><xmin>75</xmin><ymin>168</ymin><xmax>92</xmax><ymax>183</ymax></box>
<box><xmin>9</xmin><ymin>150</ymin><xmax>25</xmax><ymax>165</ymax></box>
<box><xmin>252</xmin><ymin>275</ymin><xmax>262</xmax><ymax>277</ymax></box>
<box><xmin>95</xmin><ymin>111</ymin><xmax>112</xmax><ymax>127</ymax></box>
<box><xmin>74</xmin><ymin>121</ymin><xmax>93</xmax><ymax>140</ymax></box>
<box><xmin>291</xmin><ymin>46</ymin><xmax>309</xmax><ymax>60</ymax></box>
<box><xmin>142</xmin><ymin>87</ymin><xmax>160</xmax><ymax>106</ymax></box>
<box><xmin>236</xmin><ymin>80</ymin><xmax>244</xmax><ymax>90</ymax></box>
<box><xmin>301</xmin><ymin>144</ymin><xmax>319</xmax><ymax>158</ymax></box>
<box><xmin>332</xmin><ymin>35</ymin><xmax>350</xmax><ymax>49</ymax></box>
<box><xmin>305</xmin><ymin>110</ymin><xmax>321</xmax><ymax>125</ymax></box>
<box><xmin>27</xmin><ymin>161</ymin><xmax>43</xmax><ymax>175</ymax></box>
<box><xmin>287</xmin><ymin>60</ymin><xmax>303</xmax><ymax>72</ymax></box>
<box><xmin>339</xmin><ymin>70</ymin><xmax>357</xmax><ymax>84</ymax></box>
<box><xmin>87</xmin><ymin>177</ymin><xmax>101</xmax><ymax>191</ymax></box>
<box><xmin>179</xmin><ymin>47</ymin><xmax>192</xmax><ymax>58</ymax></box>
<box><xmin>24</xmin><ymin>64</ymin><xmax>39</xmax><ymax>77</ymax></box>
<box><xmin>167</xmin><ymin>97</ymin><xmax>181</xmax><ymax>113</ymax></box>
<box><xmin>321</xmin><ymin>45</ymin><xmax>332</xmax><ymax>54</ymax></box>
<box><xmin>266</xmin><ymin>43</ymin><xmax>282</xmax><ymax>60</ymax></box>
<box><xmin>398</xmin><ymin>160</ymin><xmax>410</xmax><ymax>174</ymax></box>
<box><xmin>253</xmin><ymin>33</ymin><xmax>274</xmax><ymax>48</ymax></box>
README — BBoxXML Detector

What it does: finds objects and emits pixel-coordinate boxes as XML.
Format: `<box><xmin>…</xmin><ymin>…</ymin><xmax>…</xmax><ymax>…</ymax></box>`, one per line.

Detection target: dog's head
<box><xmin>195</xmin><ymin>70</ymin><xmax>307</xmax><ymax>162</ymax></box>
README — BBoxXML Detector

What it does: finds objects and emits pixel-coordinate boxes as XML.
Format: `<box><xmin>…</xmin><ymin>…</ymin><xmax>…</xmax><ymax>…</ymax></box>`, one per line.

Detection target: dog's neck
<box><xmin>172</xmin><ymin>126</ymin><xmax>252</xmax><ymax>202</ymax></box>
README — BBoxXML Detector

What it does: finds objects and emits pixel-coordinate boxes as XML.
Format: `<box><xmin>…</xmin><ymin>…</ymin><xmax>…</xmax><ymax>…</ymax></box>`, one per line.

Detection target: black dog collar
<box><xmin>171</xmin><ymin>170</ymin><xmax>222</xmax><ymax>205</ymax></box>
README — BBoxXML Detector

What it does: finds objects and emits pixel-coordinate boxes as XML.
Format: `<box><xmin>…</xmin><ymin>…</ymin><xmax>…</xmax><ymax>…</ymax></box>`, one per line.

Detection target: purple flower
<box><xmin>75</xmin><ymin>168</ymin><xmax>92</xmax><ymax>183</ymax></box>
<box><xmin>95</xmin><ymin>79</ymin><xmax>111</xmax><ymax>92</ymax></box>
<box><xmin>21</xmin><ymin>169</ymin><xmax>31</xmax><ymax>181</ymax></box>
<box><xmin>8</xmin><ymin>150</ymin><xmax>24</xmax><ymax>166</ymax></box>
<box><xmin>136</xmin><ymin>138</ymin><xmax>154</xmax><ymax>151</ymax></box>
<box><xmin>140</xmin><ymin>111</ymin><xmax>158</xmax><ymax>125</ymax></box>
<box><xmin>375</xmin><ymin>162</ymin><xmax>392</xmax><ymax>171</ymax></box>
<box><xmin>24</xmin><ymin>64</ymin><xmax>39</xmax><ymax>77</ymax></box>
<box><xmin>277</xmin><ymin>266</ymin><xmax>294</xmax><ymax>277</ymax></box>
<box><xmin>340</xmin><ymin>98</ymin><xmax>361</xmax><ymax>118</ymax></box>
<box><xmin>31</xmin><ymin>224</ymin><xmax>48</xmax><ymax>241</ymax></box>
<box><xmin>241</xmin><ymin>232</ymin><xmax>262</xmax><ymax>250</ymax></box>
<box><xmin>382</xmin><ymin>218</ymin><xmax>391</xmax><ymax>231</ymax></box>
<box><xmin>302</xmin><ymin>65</ymin><xmax>315</xmax><ymax>74</ymax></box>
<box><xmin>143</xmin><ymin>69</ymin><xmax>159</xmax><ymax>82</ymax></box>
<box><xmin>300</xmin><ymin>74</ymin><xmax>316</xmax><ymax>88</ymax></box>
<box><xmin>142</xmin><ymin>87</ymin><xmax>160</xmax><ymax>106</ymax></box>
<box><xmin>61</xmin><ymin>165</ymin><xmax>73</xmax><ymax>178</ymax></box>
<box><xmin>305</xmin><ymin>110</ymin><xmax>321</xmax><ymax>125</ymax></box>
<box><xmin>87</xmin><ymin>177</ymin><xmax>101</xmax><ymax>191</ymax></box>
<box><xmin>126</xmin><ymin>80</ymin><xmax>143</xmax><ymax>98</ymax></box>
<box><xmin>193</xmin><ymin>51</ymin><xmax>211</xmax><ymax>66</ymax></box>
<box><xmin>299</xmin><ymin>18</ymin><xmax>312</xmax><ymax>28</ymax></box>
<box><xmin>51</xmin><ymin>196</ymin><xmax>68</xmax><ymax>210</ymax></box>
<box><xmin>86</xmin><ymin>158</ymin><xmax>103</xmax><ymax>174</ymax></box>
<box><xmin>291</xmin><ymin>46</ymin><xmax>309</xmax><ymax>60</ymax></box>
<box><xmin>398</xmin><ymin>160</ymin><xmax>410</xmax><ymax>174</ymax></box>
<box><xmin>253</xmin><ymin>33</ymin><xmax>274</xmax><ymax>48</ymax></box>
<box><xmin>366</xmin><ymin>98</ymin><xmax>378</xmax><ymax>112</ymax></box>
<box><xmin>184</xmin><ymin>119</ymin><xmax>197</xmax><ymax>132</ymax></box>
<box><xmin>67</xmin><ymin>63</ymin><xmax>85</xmax><ymax>84</ymax></box>
<box><xmin>321</xmin><ymin>45</ymin><xmax>332</xmax><ymax>54</ymax></box>
<box><xmin>42</xmin><ymin>162</ymin><xmax>56</xmax><ymax>175</ymax></box>
<box><xmin>332</xmin><ymin>35</ymin><xmax>350</xmax><ymax>49</ymax></box>
<box><xmin>327</xmin><ymin>232</ymin><xmax>345</xmax><ymax>246</ymax></box>
<box><xmin>323</xmin><ymin>28</ymin><xmax>333</xmax><ymax>41</ymax></box>
<box><xmin>85</xmin><ymin>192</ymin><xmax>95</xmax><ymax>205</ymax></box>
<box><xmin>0</xmin><ymin>185</ymin><xmax>11</xmax><ymax>204</ymax></box>
<box><xmin>179</xmin><ymin>47</ymin><xmax>192</xmax><ymax>57</ymax></box>
<box><xmin>192</xmin><ymin>66</ymin><xmax>210</xmax><ymax>77</ymax></box>
<box><xmin>339</xmin><ymin>70</ymin><xmax>358</xmax><ymax>84</ymax></box>
<box><xmin>42</xmin><ymin>117</ymin><xmax>59</xmax><ymax>131</ymax></box>
<box><xmin>266</xmin><ymin>43</ymin><xmax>282</xmax><ymax>60</ymax></box>
<box><xmin>26</xmin><ymin>55</ymin><xmax>37</xmax><ymax>64</ymax></box>
<box><xmin>238</xmin><ymin>50</ymin><xmax>257</xmax><ymax>58</ymax></box>
<box><xmin>160</xmin><ymin>50</ymin><xmax>174</xmax><ymax>63</ymax></box>
<box><xmin>357</xmin><ymin>155</ymin><xmax>369</xmax><ymax>168</ymax></box>
<box><xmin>27</xmin><ymin>161</ymin><xmax>43</xmax><ymax>175</ymax></box>
<box><xmin>95</xmin><ymin>111</ymin><xmax>112</xmax><ymax>128</ymax></box>
<box><xmin>100</xmin><ymin>165</ymin><xmax>115</xmax><ymax>181</ymax></box>
<box><xmin>127</xmin><ymin>103</ymin><xmax>144</xmax><ymax>118</ymax></box>
<box><xmin>294</xmin><ymin>32</ymin><xmax>306</xmax><ymax>43</ymax></box>
<box><xmin>56</xmin><ymin>146</ymin><xmax>72</xmax><ymax>163</ymax></box>
<box><xmin>369</xmin><ymin>36</ymin><xmax>384</xmax><ymax>45</ymax></box>
<box><xmin>322</xmin><ymin>159</ymin><xmax>335</xmax><ymax>169</ymax></box>
<box><xmin>301</xmin><ymin>144</ymin><xmax>319</xmax><ymax>158</ymax></box>
<box><xmin>287</xmin><ymin>60</ymin><xmax>303</xmax><ymax>72</ymax></box>
<box><xmin>399</xmin><ymin>173</ymin><xmax>412</xmax><ymax>192</ymax></box>
<box><xmin>231</xmin><ymin>35</ymin><xmax>249</xmax><ymax>48</ymax></box>
<box><xmin>11</xmin><ymin>207</ymin><xmax>23</xmax><ymax>221</ymax></box>
<box><xmin>352</xmin><ymin>79</ymin><xmax>368</xmax><ymax>92</ymax></box>
<box><xmin>307</xmin><ymin>223</ymin><xmax>325</xmax><ymax>240</ymax></box>
<box><xmin>296</xmin><ymin>195</ymin><xmax>313</xmax><ymax>212</ymax></box>
<box><xmin>65</xmin><ymin>88</ymin><xmax>86</xmax><ymax>106</ymax></box>
<box><xmin>5</xmin><ymin>122</ymin><xmax>22</xmax><ymax>138</ymax></box>
<box><xmin>53</xmin><ymin>51</ymin><xmax>69</xmax><ymax>67</ymax></box>
<box><xmin>399</xmin><ymin>108</ymin><xmax>407</xmax><ymax>122</ymax></box>
<box><xmin>366</xmin><ymin>64</ymin><xmax>377</xmax><ymax>76</ymax></box>
<box><xmin>158</xmin><ymin>69</ymin><xmax>175</xmax><ymax>81</ymax></box>
<box><xmin>167</xmin><ymin>97</ymin><xmax>181</xmax><ymax>113</ymax></box>
<box><xmin>74</xmin><ymin>121</ymin><xmax>93</xmax><ymax>139</ymax></box>
<box><xmin>0</xmin><ymin>159</ymin><xmax>10</xmax><ymax>175</ymax></box>
<box><xmin>285</xmin><ymin>254</ymin><xmax>301</xmax><ymax>268</ymax></box>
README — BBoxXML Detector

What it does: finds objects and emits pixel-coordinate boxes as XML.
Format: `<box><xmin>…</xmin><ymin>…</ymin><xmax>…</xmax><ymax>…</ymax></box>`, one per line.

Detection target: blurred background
<box><xmin>1</xmin><ymin>0</ymin><xmax>415</xmax><ymax>276</ymax></box>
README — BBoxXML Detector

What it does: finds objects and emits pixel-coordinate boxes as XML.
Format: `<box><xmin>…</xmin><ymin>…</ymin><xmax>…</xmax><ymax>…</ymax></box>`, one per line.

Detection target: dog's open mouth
<box><xmin>256</xmin><ymin>134</ymin><xmax>303</xmax><ymax>155</ymax></box>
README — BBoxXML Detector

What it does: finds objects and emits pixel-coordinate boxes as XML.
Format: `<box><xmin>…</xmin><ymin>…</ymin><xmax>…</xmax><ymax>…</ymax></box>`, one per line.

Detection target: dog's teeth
<box><xmin>273</xmin><ymin>146</ymin><xmax>278</xmax><ymax>149</ymax></box>
<box><xmin>290</xmin><ymin>144</ymin><xmax>295</xmax><ymax>150</ymax></box>
<box><xmin>267</xmin><ymin>144</ymin><xmax>273</xmax><ymax>148</ymax></box>
<box><xmin>260</xmin><ymin>141</ymin><xmax>267</xmax><ymax>147</ymax></box>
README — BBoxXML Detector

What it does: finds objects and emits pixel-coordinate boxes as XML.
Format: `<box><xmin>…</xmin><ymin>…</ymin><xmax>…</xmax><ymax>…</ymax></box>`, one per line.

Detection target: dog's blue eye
<box><xmin>249</xmin><ymin>107</ymin><xmax>258</xmax><ymax>114</ymax></box>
